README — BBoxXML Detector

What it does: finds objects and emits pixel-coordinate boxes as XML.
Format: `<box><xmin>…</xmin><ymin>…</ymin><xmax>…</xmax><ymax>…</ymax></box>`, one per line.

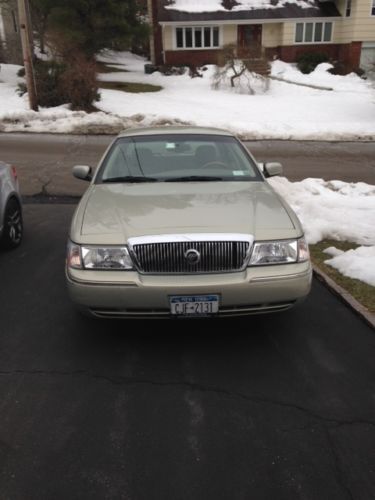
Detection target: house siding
<box><xmin>163</xmin><ymin>25</ymin><xmax>173</xmax><ymax>51</ymax></box>
<box><xmin>262</xmin><ymin>23</ymin><xmax>283</xmax><ymax>47</ymax></box>
<box><xmin>351</xmin><ymin>0</ymin><xmax>375</xmax><ymax>41</ymax></box>
<box><xmin>334</xmin><ymin>18</ymin><xmax>356</xmax><ymax>43</ymax></box>
<box><xmin>334</xmin><ymin>0</ymin><xmax>375</xmax><ymax>42</ymax></box>
<box><xmin>0</xmin><ymin>3</ymin><xmax>22</xmax><ymax>64</ymax></box>
<box><xmin>223</xmin><ymin>24</ymin><xmax>237</xmax><ymax>45</ymax></box>
<box><xmin>280</xmin><ymin>22</ymin><xmax>296</xmax><ymax>45</ymax></box>
<box><xmin>296</xmin><ymin>0</ymin><xmax>375</xmax><ymax>43</ymax></box>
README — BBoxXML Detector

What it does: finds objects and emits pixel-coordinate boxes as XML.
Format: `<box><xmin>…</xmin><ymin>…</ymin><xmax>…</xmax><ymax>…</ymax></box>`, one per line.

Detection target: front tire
<box><xmin>0</xmin><ymin>198</ymin><xmax>23</xmax><ymax>249</ymax></box>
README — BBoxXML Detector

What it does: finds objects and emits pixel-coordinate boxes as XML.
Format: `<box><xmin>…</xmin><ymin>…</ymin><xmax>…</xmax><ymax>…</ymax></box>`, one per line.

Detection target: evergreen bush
<box><xmin>17</xmin><ymin>60</ymin><xmax>67</xmax><ymax>107</ymax></box>
<box><xmin>296</xmin><ymin>52</ymin><xmax>329</xmax><ymax>74</ymax></box>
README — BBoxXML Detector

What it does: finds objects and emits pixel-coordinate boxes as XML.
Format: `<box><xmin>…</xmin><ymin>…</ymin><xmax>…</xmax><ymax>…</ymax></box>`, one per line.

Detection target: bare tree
<box><xmin>212</xmin><ymin>44</ymin><xmax>270</xmax><ymax>94</ymax></box>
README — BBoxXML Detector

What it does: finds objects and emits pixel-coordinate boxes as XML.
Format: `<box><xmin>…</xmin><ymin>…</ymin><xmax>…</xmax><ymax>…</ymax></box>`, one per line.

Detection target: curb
<box><xmin>313</xmin><ymin>265</ymin><xmax>375</xmax><ymax>330</ymax></box>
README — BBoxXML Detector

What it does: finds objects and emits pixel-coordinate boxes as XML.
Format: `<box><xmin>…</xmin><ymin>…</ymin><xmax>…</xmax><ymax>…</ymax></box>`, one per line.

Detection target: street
<box><xmin>0</xmin><ymin>134</ymin><xmax>374</xmax><ymax>197</ymax></box>
<box><xmin>0</xmin><ymin>204</ymin><xmax>374</xmax><ymax>499</ymax></box>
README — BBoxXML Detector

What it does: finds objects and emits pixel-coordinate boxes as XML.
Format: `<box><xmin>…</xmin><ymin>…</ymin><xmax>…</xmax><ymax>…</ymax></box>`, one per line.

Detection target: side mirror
<box><xmin>72</xmin><ymin>165</ymin><xmax>92</xmax><ymax>181</ymax></box>
<box><xmin>263</xmin><ymin>162</ymin><xmax>283</xmax><ymax>177</ymax></box>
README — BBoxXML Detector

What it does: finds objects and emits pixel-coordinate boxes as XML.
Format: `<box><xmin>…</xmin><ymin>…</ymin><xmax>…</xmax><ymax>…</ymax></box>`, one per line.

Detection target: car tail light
<box><xmin>11</xmin><ymin>166</ymin><xmax>18</xmax><ymax>180</ymax></box>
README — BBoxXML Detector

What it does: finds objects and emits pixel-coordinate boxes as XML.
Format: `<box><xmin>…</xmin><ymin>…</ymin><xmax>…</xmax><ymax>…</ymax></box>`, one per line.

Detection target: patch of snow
<box><xmin>165</xmin><ymin>0</ymin><xmax>317</xmax><ymax>12</ymax></box>
<box><xmin>324</xmin><ymin>246</ymin><xmax>375</xmax><ymax>286</ymax></box>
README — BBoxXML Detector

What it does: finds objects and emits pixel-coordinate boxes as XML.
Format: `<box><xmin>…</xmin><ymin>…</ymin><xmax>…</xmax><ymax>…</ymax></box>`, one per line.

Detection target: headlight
<box><xmin>67</xmin><ymin>241</ymin><xmax>134</xmax><ymax>270</ymax></box>
<box><xmin>249</xmin><ymin>237</ymin><xmax>309</xmax><ymax>266</ymax></box>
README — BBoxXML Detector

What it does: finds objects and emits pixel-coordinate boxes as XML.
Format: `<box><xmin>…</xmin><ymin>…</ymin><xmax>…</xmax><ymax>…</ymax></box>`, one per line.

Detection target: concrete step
<box><xmin>244</xmin><ymin>59</ymin><xmax>271</xmax><ymax>76</ymax></box>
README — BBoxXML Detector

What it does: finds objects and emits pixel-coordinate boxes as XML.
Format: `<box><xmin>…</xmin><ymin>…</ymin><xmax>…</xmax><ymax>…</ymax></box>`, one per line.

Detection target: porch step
<box><xmin>243</xmin><ymin>58</ymin><xmax>271</xmax><ymax>77</ymax></box>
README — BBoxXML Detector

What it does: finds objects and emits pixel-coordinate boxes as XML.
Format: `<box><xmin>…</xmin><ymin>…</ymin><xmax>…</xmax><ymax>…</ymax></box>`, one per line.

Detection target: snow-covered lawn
<box><xmin>1</xmin><ymin>51</ymin><xmax>374</xmax><ymax>140</ymax></box>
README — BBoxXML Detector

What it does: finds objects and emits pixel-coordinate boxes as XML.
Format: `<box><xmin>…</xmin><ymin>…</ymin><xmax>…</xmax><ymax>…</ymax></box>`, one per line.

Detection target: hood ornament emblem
<box><xmin>184</xmin><ymin>248</ymin><xmax>201</xmax><ymax>265</ymax></box>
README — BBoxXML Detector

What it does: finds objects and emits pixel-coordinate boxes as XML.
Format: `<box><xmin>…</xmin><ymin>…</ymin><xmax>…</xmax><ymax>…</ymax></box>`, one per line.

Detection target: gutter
<box><xmin>159</xmin><ymin>16</ymin><xmax>342</xmax><ymax>26</ymax></box>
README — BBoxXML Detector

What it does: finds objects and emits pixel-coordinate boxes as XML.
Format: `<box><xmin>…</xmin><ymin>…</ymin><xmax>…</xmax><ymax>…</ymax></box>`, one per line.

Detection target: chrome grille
<box><xmin>132</xmin><ymin>240</ymin><xmax>250</xmax><ymax>274</ymax></box>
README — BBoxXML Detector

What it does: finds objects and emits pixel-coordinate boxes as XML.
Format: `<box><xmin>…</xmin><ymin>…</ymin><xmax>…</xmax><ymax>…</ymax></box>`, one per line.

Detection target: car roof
<box><xmin>117</xmin><ymin>126</ymin><xmax>235</xmax><ymax>138</ymax></box>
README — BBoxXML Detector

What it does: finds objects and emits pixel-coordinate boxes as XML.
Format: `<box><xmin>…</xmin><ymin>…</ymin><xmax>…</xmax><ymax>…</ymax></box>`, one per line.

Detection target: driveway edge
<box><xmin>313</xmin><ymin>265</ymin><xmax>375</xmax><ymax>330</ymax></box>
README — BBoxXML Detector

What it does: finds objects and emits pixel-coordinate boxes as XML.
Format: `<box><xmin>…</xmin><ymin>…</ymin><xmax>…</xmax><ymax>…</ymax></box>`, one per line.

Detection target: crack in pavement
<box><xmin>31</xmin><ymin>135</ymin><xmax>89</xmax><ymax>196</ymax></box>
<box><xmin>1</xmin><ymin>368</ymin><xmax>375</xmax><ymax>430</ymax></box>
<box><xmin>325</xmin><ymin>427</ymin><xmax>356</xmax><ymax>500</ymax></box>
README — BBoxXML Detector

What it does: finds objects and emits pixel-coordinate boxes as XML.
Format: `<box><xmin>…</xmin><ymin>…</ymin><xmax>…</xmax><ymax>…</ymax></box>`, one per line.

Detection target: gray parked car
<box><xmin>66</xmin><ymin>126</ymin><xmax>312</xmax><ymax>318</ymax></box>
<box><xmin>0</xmin><ymin>161</ymin><xmax>23</xmax><ymax>249</ymax></box>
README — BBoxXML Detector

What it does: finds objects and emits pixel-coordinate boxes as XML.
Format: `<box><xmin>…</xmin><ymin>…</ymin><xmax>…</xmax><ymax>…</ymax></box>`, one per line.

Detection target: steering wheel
<box><xmin>201</xmin><ymin>161</ymin><xmax>231</xmax><ymax>169</ymax></box>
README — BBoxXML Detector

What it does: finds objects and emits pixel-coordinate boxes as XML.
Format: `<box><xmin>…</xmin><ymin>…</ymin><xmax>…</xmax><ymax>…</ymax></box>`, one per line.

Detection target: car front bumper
<box><xmin>66</xmin><ymin>262</ymin><xmax>312</xmax><ymax>318</ymax></box>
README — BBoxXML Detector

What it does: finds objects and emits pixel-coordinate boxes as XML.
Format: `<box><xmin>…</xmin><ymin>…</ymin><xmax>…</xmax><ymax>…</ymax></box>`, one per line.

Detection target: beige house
<box><xmin>0</xmin><ymin>0</ymin><xmax>22</xmax><ymax>64</ymax></box>
<box><xmin>149</xmin><ymin>0</ymin><xmax>375</xmax><ymax>73</ymax></box>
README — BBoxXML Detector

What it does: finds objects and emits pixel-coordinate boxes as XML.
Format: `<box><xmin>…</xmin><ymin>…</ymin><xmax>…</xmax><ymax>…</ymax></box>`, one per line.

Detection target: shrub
<box><xmin>37</xmin><ymin>60</ymin><xmax>68</xmax><ymax>107</ymax></box>
<box><xmin>296</xmin><ymin>52</ymin><xmax>329</xmax><ymax>74</ymax></box>
<box><xmin>16</xmin><ymin>55</ymin><xmax>100</xmax><ymax>110</ymax></box>
<box><xmin>158</xmin><ymin>64</ymin><xmax>186</xmax><ymax>76</ymax></box>
<box><xmin>17</xmin><ymin>59</ymin><xmax>68</xmax><ymax>107</ymax></box>
<box><xmin>58</xmin><ymin>54</ymin><xmax>100</xmax><ymax>111</ymax></box>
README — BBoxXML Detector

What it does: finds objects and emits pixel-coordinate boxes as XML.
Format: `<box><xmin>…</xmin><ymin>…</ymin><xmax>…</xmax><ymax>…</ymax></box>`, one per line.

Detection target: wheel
<box><xmin>0</xmin><ymin>198</ymin><xmax>23</xmax><ymax>249</ymax></box>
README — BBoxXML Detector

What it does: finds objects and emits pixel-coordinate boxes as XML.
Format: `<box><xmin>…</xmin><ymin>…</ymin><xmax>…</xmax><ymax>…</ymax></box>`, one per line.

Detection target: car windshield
<box><xmin>96</xmin><ymin>134</ymin><xmax>262</xmax><ymax>183</ymax></box>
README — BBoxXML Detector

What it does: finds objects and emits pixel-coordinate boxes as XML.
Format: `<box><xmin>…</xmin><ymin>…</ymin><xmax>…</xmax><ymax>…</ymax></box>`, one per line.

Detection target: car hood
<box><xmin>71</xmin><ymin>181</ymin><xmax>302</xmax><ymax>244</ymax></box>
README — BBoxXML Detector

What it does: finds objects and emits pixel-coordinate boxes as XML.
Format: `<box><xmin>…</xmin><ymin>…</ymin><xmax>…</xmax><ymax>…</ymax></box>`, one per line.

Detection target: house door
<box><xmin>238</xmin><ymin>25</ymin><xmax>262</xmax><ymax>57</ymax></box>
<box><xmin>360</xmin><ymin>43</ymin><xmax>375</xmax><ymax>72</ymax></box>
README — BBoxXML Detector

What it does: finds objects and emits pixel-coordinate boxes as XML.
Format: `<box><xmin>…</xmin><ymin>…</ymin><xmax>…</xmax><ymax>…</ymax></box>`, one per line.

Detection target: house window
<box><xmin>346</xmin><ymin>0</ymin><xmax>351</xmax><ymax>16</ymax></box>
<box><xmin>305</xmin><ymin>23</ymin><xmax>313</xmax><ymax>42</ymax></box>
<box><xmin>175</xmin><ymin>26</ymin><xmax>220</xmax><ymax>49</ymax></box>
<box><xmin>314</xmin><ymin>23</ymin><xmax>323</xmax><ymax>42</ymax></box>
<box><xmin>323</xmin><ymin>22</ymin><xmax>332</xmax><ymax>41</ymax></box>
<box><xmin>295</xmin><ymin>22</ymin><xmax>333</xmax><ymax>43</ymax></box>
<box><xmin>185</xmin><ymin>28</ymin><xmax>192</xmax><ymax>47</ymax></box>
<box><xmin>295</xmin><ymin>23</ymin><xmax>303</xmax><ymax>43</ymax></box>
<box><xmin>195</xmin><ymin>28</ymin><xmax>202</xmax><ymax>47</ymax></box>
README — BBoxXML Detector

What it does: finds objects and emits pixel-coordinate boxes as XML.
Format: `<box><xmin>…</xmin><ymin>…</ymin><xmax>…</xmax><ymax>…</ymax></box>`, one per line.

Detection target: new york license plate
<box><xmin>170</xmin><ymin>295</ymin><xmax>219</xmax><ymax>316</ymax></box>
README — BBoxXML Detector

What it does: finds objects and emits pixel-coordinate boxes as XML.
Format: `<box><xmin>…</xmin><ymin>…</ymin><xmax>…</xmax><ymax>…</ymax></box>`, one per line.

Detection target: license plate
<box><xmin>170</xmin><ymin>295</ymin><xmax>219</xmax><ymax>316</ymax></box>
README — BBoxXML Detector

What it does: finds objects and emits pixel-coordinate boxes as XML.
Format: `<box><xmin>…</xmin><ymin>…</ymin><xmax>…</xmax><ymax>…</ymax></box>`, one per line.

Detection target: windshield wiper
<box><xmin>102</xmin><ymin>176</ymin><xmax>159</xmax><ymax>183</ymax></box>
<box><xmin>165</xmin><ymin>175</ymin><xmax>223</xmax><ymax>182</ymax></box>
